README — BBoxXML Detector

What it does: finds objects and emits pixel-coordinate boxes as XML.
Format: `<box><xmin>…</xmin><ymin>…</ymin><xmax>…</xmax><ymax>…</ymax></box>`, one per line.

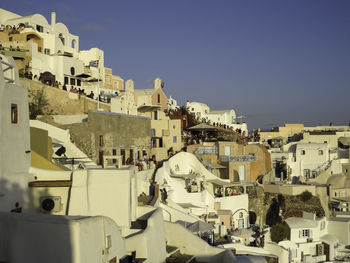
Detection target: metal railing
<box><xmin>194</xmin><ymin>145</ymin><xmax>218</xmax><ymax>155</ymax></box>
<box><xmin>0</xmin><ymin>57</ymin><xmax>15</xmax><ymax>84</ymax></box>
<box><xmin>219</xmin><ymin>154</ymin><xmax>257</xmax><ymax>162</ymax></box>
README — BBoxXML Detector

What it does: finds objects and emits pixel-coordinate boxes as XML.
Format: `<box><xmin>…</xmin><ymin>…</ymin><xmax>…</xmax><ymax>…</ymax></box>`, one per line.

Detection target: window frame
<box><xmin>11</xmin><ymin>104</ymin><xmax>18</xmax><ymax>124</ymax></box>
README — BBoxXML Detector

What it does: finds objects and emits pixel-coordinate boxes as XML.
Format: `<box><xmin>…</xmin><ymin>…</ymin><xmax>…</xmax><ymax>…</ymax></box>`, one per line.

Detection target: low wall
<box><xmin>264</xmin><ymin>242</ymin><xmax>289</xmax><ymax>263</ymax></box>
<box><xmin>20</xmin><ymin>78</ymin><xmax>110</xmax><ymax>115</ymax></box>
<box><xmin>263</xmin><ymin>184</ymin><xmax>316</xmax><ymax>196</ymax></box>
<box><xmin>125</xmin><ymin>208</ymin><xmax>167</xmax><ymax>263</ymax></box>
<box><xmin>164</xmin><ymin>221</ymin><xmax>224</xmax><ymax>256</ymax></box>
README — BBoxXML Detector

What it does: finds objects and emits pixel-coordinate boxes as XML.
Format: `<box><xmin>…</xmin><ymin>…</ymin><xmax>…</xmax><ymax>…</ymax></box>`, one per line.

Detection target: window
<box><xmin>302</xmin><ymin>229</ymin><xmax>310</xmax><ymax>237</ymax></box>
<box><xmin>44</xmin><ymin>48</ymin><xmax>50</xmax><ymax>55</ymax></box>
<box><xmin>318</xmin><ymin>150</ymin><xmax>323</xmax><ymax>155</ymax></box>
<box><xmin>112</xmin><ymin>149</ymin><xmax>117</xmax><ymax>155</ymax></box>
<box><xmin>105</xmin><ymin>75</ymin><xmax>111</xmax><ymax>84</ymax></box>
<box><xmin>324</xmin><ymin>141</ymin><xmax>327</xmax><ymax>144</ymax></box>
<box><xmin>173</xmin><ymin>136</ymin><xmax>177</xmax><ymax>143</ymax></box>
<box><xmin>151</xmin><ymin>138</ymin><xmax>156</xmax><ymax>148</ymax></box>
<box><xmin>130</xmin><ymin>149</ymin><xmax>134</xmax><ymax>163</ymax></box>
<box><xmin>36</xmin><ymin>25</ymin><xmax>43</xmax><ymax>32</ymax></box>
<box><xmin>173</xmin><ymin>125</ymin><xmax>176</xmax><ymax>129</ymax></box>
<box><xmin>70</xmin><ymin>67</ymin><xmax>75</xmax><ymax>76</ymax></box>
<box><xmin>191</xmin><ymin>108</ymin><xmax>194</xmax><ymax>111</ymax></box>
<box><xmin>58</xmin><ymin>33</ymin><xmax>65</xmax><ymax>45</ymax></box>
<box><xmin>301</xmin><ymin>150</ymin><xmax>306</xmax><ymax>155</ymax></box>
<box><xmin>157</xmin><ymin>94</ymin><xmax>160</xmax><ymax>104</ymax></box>
<box><xmin>77</xmin><ymin>79</ymin><xmax>81</xmax><ymax>86</ymax></box>
<box><xmin>239</xmin><ymin>212</ymin><xmax>243</xmax><ymax>218</ymax></box>
<box><xmin>113</xmin><ymin>81</ymin><xmax>118</xmax><ymax>89</ymax></box>
<box><xmin>70</xmin><ymin>78</ymin><xmax>75</xmax><ymax>85</ymax></box>
<box><xmin>99</xmin><ymin>135</ymin><xmax>104</xmax><ymax>147</ymax></box>
<box><xmin>154</xmin><ymin>111</ymin><xmax>158</xmax><ymax>120</ymax></box>
<box><xmin>64</xmin><ymin>76</ymin><xmax>69</xmax><ymax>85</ymax></box>
<box><xmin>159</xmin><ymin>138</ymin><xmax>163</xmax><ymax>147</ymax></box>
<box><xmin>320</xmin><ymin>221</ymin><xmax>325</xmax><ymax>230</ymax></box>
<box><xmin>11</xmin><ymin>104</ymin><xmax>18</xmax><ymax>123</ymax></box>
<box><xmin>151</xmin><ymin>129</ymin><xmax>155</xmax><ymax>136</ymax></box>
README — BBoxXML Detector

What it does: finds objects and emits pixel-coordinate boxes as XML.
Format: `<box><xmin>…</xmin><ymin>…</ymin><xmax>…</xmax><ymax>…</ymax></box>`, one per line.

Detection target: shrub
<box><xmin>29</xmin><ymin>88</ymin><xmax>50</xmax><ymax>119</ymax></box>
<box><xmin>300</xmin><ymin>191</ymin><xmax>312</xmax><ymax>202</ymax></box>
<box><xmin>270</xmin><ymin>223</ymin><xmax>289</xmax><ymax>243</ymax></box>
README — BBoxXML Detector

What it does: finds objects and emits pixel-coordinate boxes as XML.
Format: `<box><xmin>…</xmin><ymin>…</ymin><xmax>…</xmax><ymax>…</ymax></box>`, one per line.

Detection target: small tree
<box><xmin>270</xmin><ymin>223</ymin><xmax>289</xmax><ymax>243</ymax></box>
<box><xmin>300</xmin><ymin>190</ymin><xmax>312</xmax><ymax>202</ymax></box>
<box><xmin>29</xmin><ymin>88</ymin><xmax>50</xmax><ymax>119</ymax></box>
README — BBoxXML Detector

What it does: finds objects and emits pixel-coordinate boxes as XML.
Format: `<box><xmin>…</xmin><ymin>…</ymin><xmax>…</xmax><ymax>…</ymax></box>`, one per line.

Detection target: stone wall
<box><xmin>20</xmin><ymin>78</ymin><xmax>110</xmax><ymax>115</ymax></box>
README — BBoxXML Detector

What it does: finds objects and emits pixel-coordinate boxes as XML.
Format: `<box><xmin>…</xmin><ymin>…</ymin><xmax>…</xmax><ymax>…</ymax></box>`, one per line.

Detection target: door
<box><xmin>130</xmin><ymin>149</ymin><xmax>134</xmax><ymax>163</ymax></box>
<box><xmin>239</xmin><ymin>165</ymin><xmax>245</xmax><ymax>181</ymax></box>
<box><xmin>121</xmin><ymin>149</ymin><xmax>125</xmax><ymax>165</ymax></box>
<box><xmin>224</xmin><ymin>146</ymin><xmax>230</xmax><ymax>156</ymax></box>
<box><xmin>238</xmin><ymin>219</ymin><xmax>244</xmax><ymax>229</ymax></box>
<box><xmin>99</xmin><ymin>151</ymin><xmax>104</xmax><ymax>166</ymax></box>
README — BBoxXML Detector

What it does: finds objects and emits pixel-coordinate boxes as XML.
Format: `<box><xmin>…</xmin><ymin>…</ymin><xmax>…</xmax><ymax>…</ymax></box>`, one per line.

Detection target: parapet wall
<box><xmin>20</xmin><ymin>78</ymin><xmax>110</xmax><ymax>115</ymax></box>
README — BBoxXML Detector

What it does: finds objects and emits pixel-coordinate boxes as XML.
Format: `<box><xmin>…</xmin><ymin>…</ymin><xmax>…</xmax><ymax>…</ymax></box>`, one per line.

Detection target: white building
<box><xmin>0</xmin><ymin>55</ymin><xmax>31</xmax><ymax>212</ymax></box>
<box><xmin>0</xmin><ymin>8</ymin><xmax>104</xmax><ymax>94</ymax></box>
<box><xmin>281</xmin><ymin>212</ymin><xmax>338</xmax><ymax>263</ymax></box>
<box><xmin>167</xmin><ymin>95</ymin><xmax>179</xmax><ymax>111</ymax></box>
<box><xmin>155</xmin><ymin>152</ymin><xmax>250</xmax><ymax>230</ymax></box>
<box><xmin>111</xmin><ymin>79</ymin><xmax>138</xmax><ymax>115</ymax></box>
<box><xmin>186</xmin><ymin>101</ymin><xmax>248</xmax><ymax>133</ymax></box>
<box><xmin>286</xmin><ymin>143</ymin><xmax>330</xmax><ymax>182</ymax></box>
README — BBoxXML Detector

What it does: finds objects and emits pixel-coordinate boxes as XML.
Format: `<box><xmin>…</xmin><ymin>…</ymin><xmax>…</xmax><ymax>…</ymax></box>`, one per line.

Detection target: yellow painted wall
<box><xmin>31</xmin><ymin>150</ymin><xmax>65</xmax><ymax>171</ymax></box>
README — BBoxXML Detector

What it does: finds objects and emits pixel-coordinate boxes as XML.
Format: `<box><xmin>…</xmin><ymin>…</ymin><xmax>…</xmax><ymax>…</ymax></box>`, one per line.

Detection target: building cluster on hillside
<box><xmin>2</xmin><ymin>7</ymin><xmax>350</xmax><ymax>263</ymax></box>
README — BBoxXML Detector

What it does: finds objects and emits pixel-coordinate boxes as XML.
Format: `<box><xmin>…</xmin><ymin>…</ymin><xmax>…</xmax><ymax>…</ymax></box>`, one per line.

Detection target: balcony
<box><xmin>219</xmin><ymin>154</ymin><xmax>257</xmax><ymax>162</ymax></box>
<box><xmin>194</xmin><ymin>146</ymin><xmax>218</xmax><ymax>155</ymax></box>
<box><xmin>0</xmin><ymin>49</ymin><xmax>27</xmax><ymax>59</ymax></box>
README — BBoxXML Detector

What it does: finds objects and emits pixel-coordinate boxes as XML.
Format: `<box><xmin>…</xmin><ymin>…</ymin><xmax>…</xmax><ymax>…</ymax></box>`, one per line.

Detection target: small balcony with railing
<box><xmin>219</xmin><ymin>154</ymin><xmax>257</xmax><ymax>163</ymax></box>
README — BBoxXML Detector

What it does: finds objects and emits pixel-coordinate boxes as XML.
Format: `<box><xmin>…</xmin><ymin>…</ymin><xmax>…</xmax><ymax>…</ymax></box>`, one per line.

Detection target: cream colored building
<box><xmin>103</xmin><ymin>67</ymin><xmax>124</xmax><ymax>94</ymax></box>
<box><xmin>139</xmin><ymin>107</ymin><xmax>182</xmax><ymax>160</ymax></box>
<box><xmin>110</xmin><ymin>79</ymin><xmax>137</xmax><ymax>115</ymax></box>
<box><xmin>134</xmin><ymin>77</ymin><xmax>168</xmax><ymax>111</ymax></box>
<box><xmin>259</xmin><ymin>123</ymin><xmax>305</xmax><ymax>143</ymax></box>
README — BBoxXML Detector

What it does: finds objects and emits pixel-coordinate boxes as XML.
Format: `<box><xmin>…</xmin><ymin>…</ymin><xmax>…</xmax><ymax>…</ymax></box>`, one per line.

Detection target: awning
<box><xmin>188</xmin><ymin>123</ymin><xmax>217</xmax><ymax>131</ymax></box>
<box><xmin>208</xmin><ymin>178</ymin><xmax>236</xmax><ymax>186</ymax></box>
<box><xmin>186</xmin><ymin>221</ymin><xmax>214</xmax><ymax>233</ymax></box>
<box><xmin>76</xmin><ymin>73</ymin><xmax>91</xmax><ymax>78</ymax></box>
<box><xmin>137</xmin><ymin>105</ymin><xmax>161</xmax><ymax>113</ymax></box>
<box><xmin>339</xmin><ymin>137</ymin><xmax>350</xmax><ymax>146</ymax></box>
<box><xmin>320</xmin><ymin>234</ymin><xmax>338</xmax><ymax>244</ymax></box>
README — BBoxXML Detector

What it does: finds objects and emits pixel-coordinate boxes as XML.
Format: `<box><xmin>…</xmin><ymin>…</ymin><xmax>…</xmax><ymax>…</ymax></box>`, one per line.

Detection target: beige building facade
<box><xmin>188</xmin><ymin>142</ymin><xmax>272</xmax><ymax>182</ymax></box>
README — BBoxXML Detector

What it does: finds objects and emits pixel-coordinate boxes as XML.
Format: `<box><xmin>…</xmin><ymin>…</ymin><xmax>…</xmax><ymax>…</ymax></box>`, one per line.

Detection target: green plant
<box><xmin>300</xmin><ymin>191</ymin><xmax>312</xmax><ymax>202</ymax></box>
<box><xmin>28</xmin><ymin>88</ymin><xmax>51</xmax><ymax>119</ymax></box>
<box><xmin>270</xmin><ymin>223</ymin><xmax>289</xmax><ymax>243</ymax></box>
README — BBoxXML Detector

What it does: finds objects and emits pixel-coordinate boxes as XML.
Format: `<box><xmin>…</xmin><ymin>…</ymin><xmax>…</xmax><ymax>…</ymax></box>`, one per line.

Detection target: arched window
<box><xmin>72</xmin><ymin>39</ymin><xmax>76</xmax><ymax>49</ymax></box>
<box><xmin>157</xmin><ymin>94</ymin><xmax>160</xmax><ymax>104</ymax></box>
<box><xmin>239</xmin><ymin>212</ymin><xmax>243</xmax><ymax>218</ymax></box>
<box><xmin>70</xmin><ymin>67</ymin><xmax>75</xmax><ymax>76</ymax></box>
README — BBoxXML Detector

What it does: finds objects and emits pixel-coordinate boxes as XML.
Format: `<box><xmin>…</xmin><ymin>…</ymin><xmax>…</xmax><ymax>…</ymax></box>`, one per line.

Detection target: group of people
<box><xmin>183</xmin><ymin>131</ymin><xmax>210</xmax><ymax>145</ymax></box>
<box><xmin>131</xmin><ymin>154</ymin><xmax>159</xmax><ymax>171</ymax></box>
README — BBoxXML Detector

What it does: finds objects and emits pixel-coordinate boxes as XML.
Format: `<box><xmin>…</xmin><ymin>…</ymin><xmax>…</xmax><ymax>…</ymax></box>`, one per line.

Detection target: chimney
<box><xmin>51</xmin><ymin>12</ymin><xmax>56</xmax><ymax>26</ymax></box>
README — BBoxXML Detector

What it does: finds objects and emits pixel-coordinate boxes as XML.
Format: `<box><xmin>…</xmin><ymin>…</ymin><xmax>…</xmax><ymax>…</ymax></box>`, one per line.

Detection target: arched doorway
<box><xmin>40</xmin><ymin>71</ymin><xmax>55</xmax><ymax>86</ymax></box>
<box><xmin>26</xmin><ymin>33</ymin><xmax>42</xmax><ymax>52</ymax></box>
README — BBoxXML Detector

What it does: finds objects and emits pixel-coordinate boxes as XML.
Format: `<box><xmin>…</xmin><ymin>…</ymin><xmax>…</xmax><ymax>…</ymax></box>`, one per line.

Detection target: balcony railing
<box><xmin>194</xmin><ymin>146</ymin><xmax>218</xmax><ymax>155</ymax></box>
<box><xmin>219</xmin><ymin>154</ymin><xmax>257</xmax><ymax>162</ymax></box>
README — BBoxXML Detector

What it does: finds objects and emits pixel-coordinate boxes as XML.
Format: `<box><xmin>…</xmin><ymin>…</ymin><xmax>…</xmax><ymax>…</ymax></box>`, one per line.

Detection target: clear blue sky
<box><xmin>2</xmin><ymin>0</ymin><xmax>350</xmax><ymax>129</ymax></box>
